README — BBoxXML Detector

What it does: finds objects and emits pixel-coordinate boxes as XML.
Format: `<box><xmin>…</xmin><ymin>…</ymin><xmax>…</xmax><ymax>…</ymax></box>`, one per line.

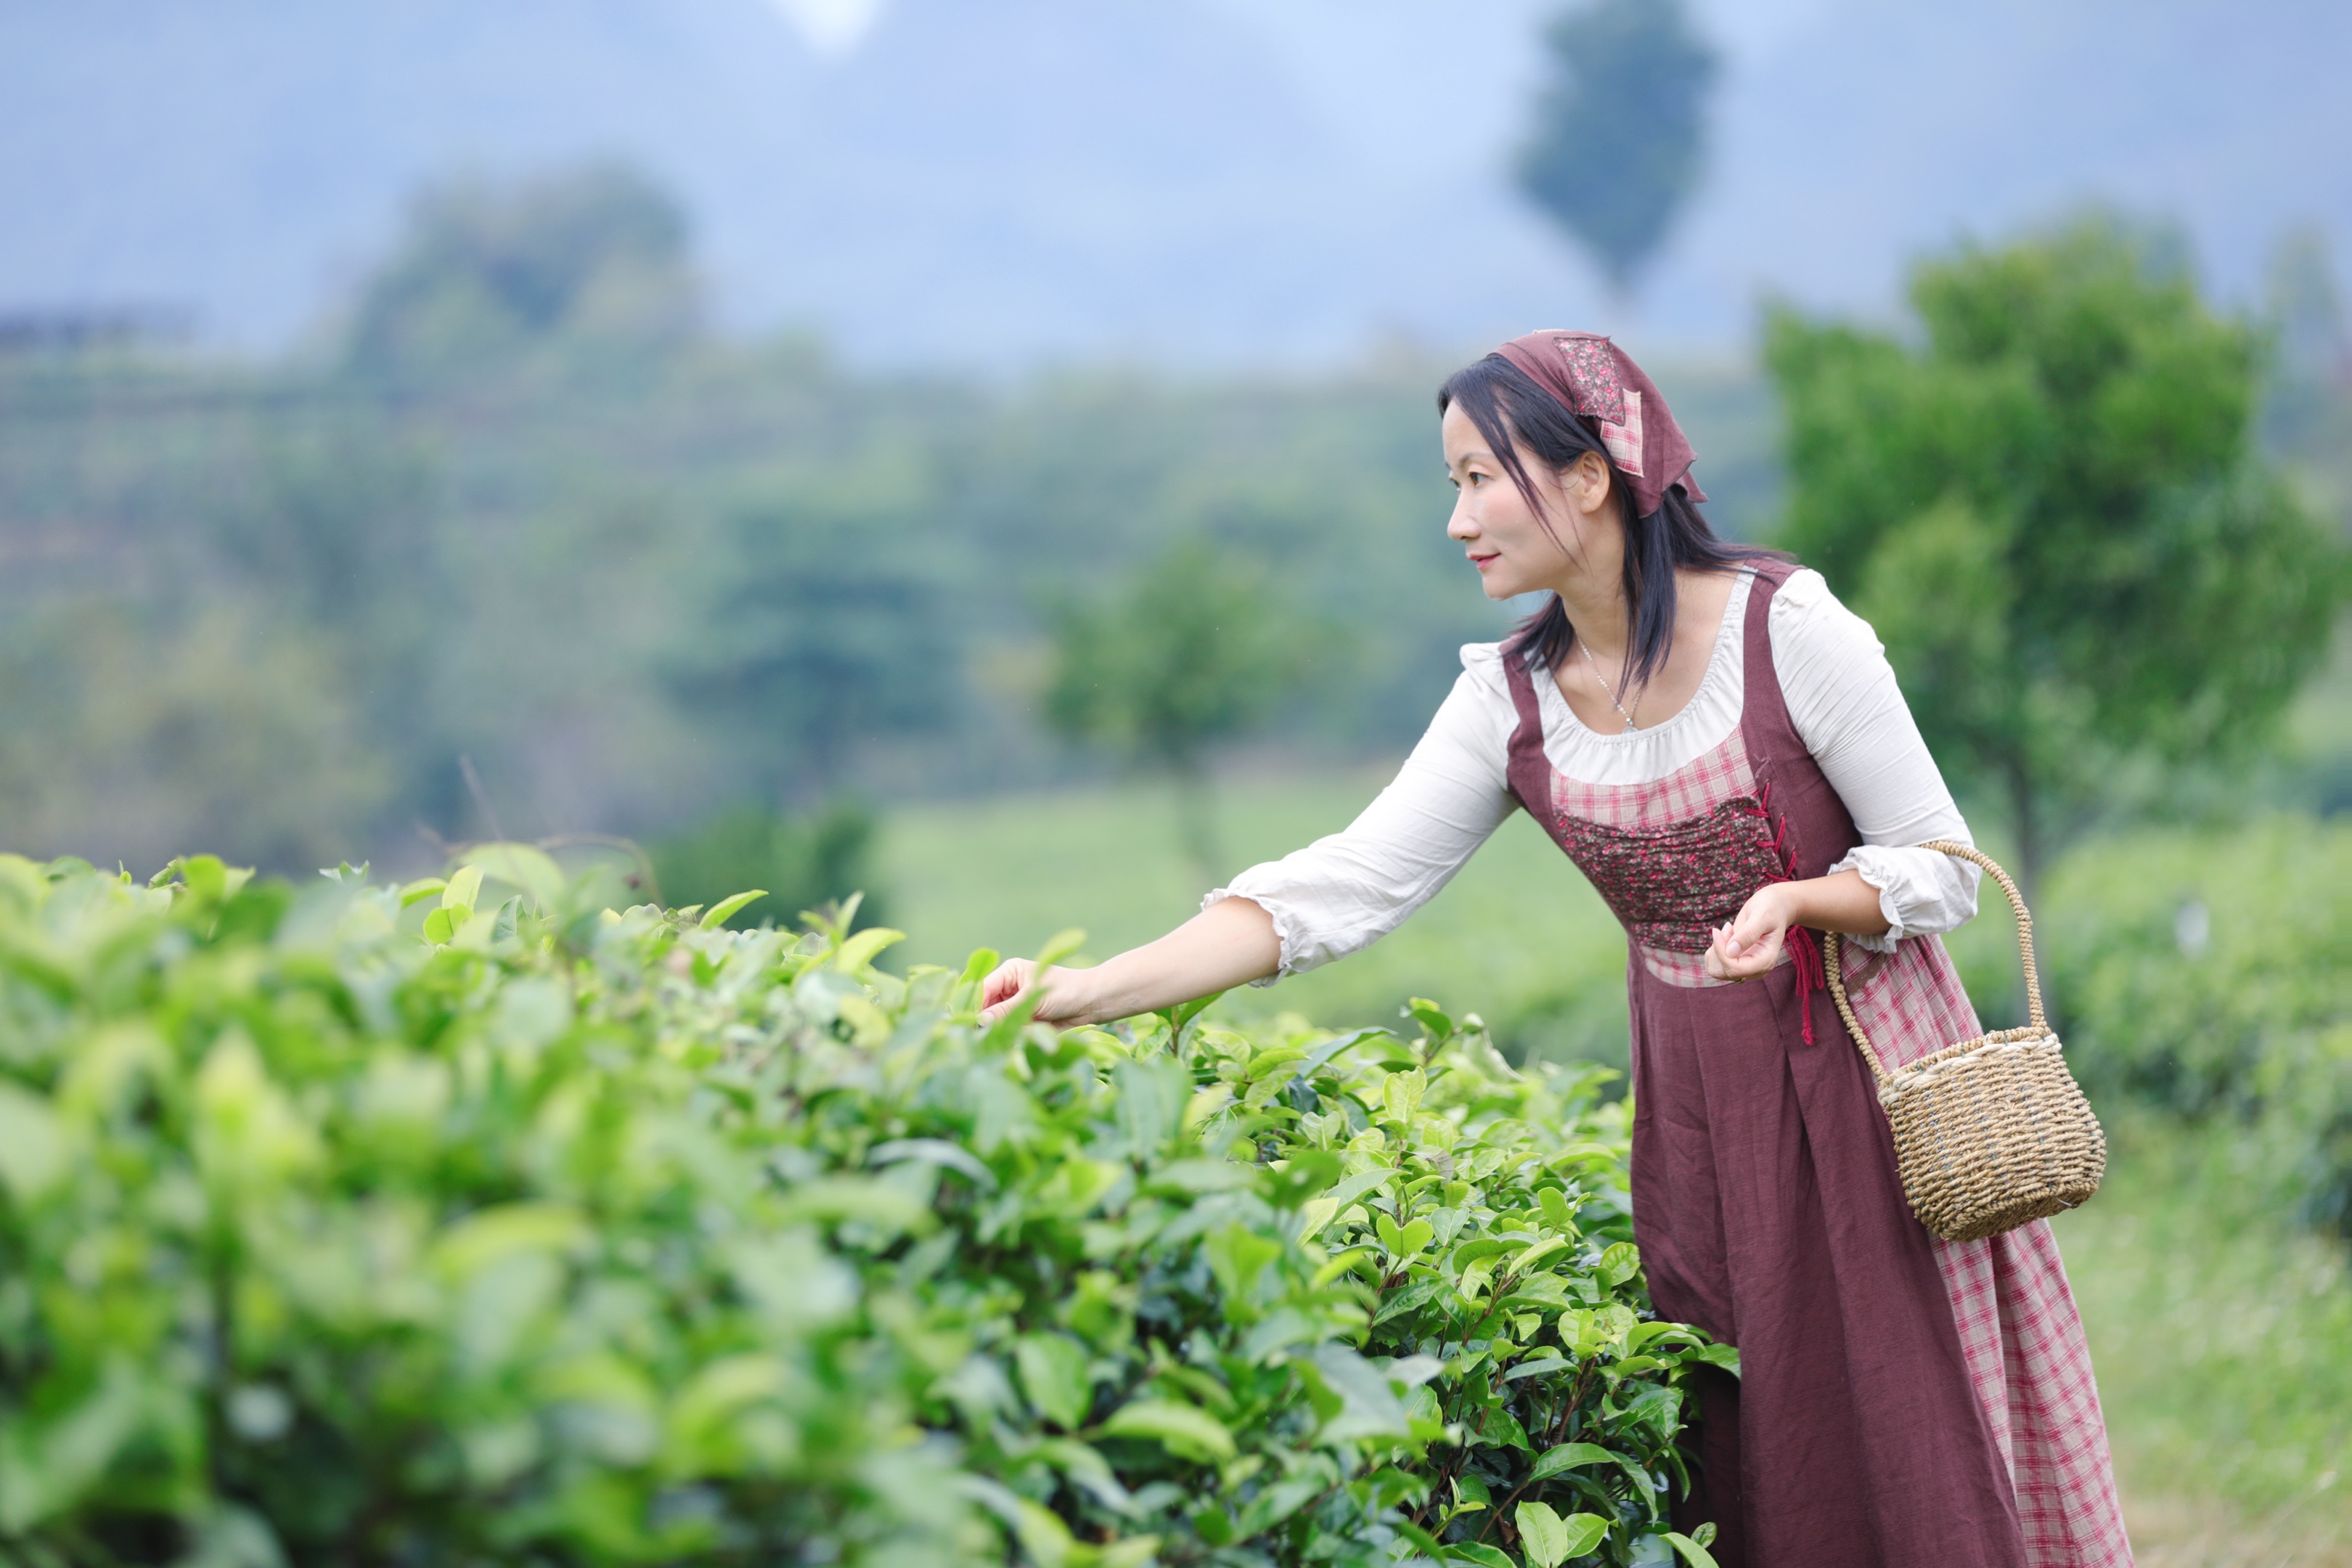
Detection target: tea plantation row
<box><xmin>0</xmin><ymin>852</ymin><xmax>1728</xmax><ymax>1568</ymax></box>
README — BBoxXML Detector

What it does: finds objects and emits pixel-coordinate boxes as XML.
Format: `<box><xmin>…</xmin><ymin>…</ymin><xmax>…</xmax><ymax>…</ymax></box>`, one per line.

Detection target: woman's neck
<box><xmin>1551</xmin><ymin>566</ymin><xmax>1631</xmax><ymax>661</ymax></box>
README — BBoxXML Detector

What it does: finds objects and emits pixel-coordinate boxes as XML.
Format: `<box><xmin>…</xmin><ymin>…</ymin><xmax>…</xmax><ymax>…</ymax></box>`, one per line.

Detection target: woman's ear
<box><xmin>1567</xmin><ymin>450</ymin><xmax>1613</xmax><ymax>517</ymax></box>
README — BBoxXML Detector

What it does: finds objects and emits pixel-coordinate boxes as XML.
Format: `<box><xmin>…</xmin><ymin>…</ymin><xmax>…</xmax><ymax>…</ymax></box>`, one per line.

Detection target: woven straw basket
<box><xmin>1824</xmin><ymin>841</ymin><xmax>2106</xmax><ymax>1243</ymax></box>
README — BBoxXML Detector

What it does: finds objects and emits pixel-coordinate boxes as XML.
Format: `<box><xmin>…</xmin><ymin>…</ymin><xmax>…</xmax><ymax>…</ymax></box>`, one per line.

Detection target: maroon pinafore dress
<box><xmin>1500</xmin><ymin>563</ymin><xmax>2131</xmax><ymax>1567</ymax></box>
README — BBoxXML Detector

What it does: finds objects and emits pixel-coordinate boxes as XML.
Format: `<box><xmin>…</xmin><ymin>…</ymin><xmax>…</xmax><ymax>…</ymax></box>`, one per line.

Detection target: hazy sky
<box><xmin>1</xmin><ymin>0</ymin><xmax>2341</xmax><ymax>366</ymax></box>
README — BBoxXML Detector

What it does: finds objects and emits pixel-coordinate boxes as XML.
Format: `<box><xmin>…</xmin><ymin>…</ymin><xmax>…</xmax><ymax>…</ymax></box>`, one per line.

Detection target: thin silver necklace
<box><xmin>1577</xmin><ymin>637</ymin><xmax>1641</xmax><ymax>732</ymax></box>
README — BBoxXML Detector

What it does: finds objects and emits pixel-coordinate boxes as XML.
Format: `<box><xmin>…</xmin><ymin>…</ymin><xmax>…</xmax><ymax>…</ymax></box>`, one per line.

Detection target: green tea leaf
<box><xmin>462</xmin><ymin>843</ymin><xmax>567</xmax><ymax>914</ymax></box>
<box><xmin>441</xmin><ymin>864</ymin><xmax>483</xmax><ymax>912</ymax></box>
<box><xmin>1538</xmin><ymin>1185</ymin><xmax>1577</xmax><ymax>1231</ymax></box>
<box><xmin>1307</xmin><ymin>1344</ymin><xmax>1412</xmax><ymax>1443</ymax></box>
<box><xmin>1016</xmin><ymin>1333</ymin><xmax>1094</xmax><ymax>1431</ymax></box>
<box><xmin>698</xmin><ymin>889</ymin><xmax>768</xmax><ymax>929</ymax></box>
<box><xmin>1559</xmin><ymin>1511</ymin><xmax>1612</xmax><ymax>1557</ymax></box>
<box><xmin>1665</xmin><ymin>1530</ymin><xmax>1723</xmax><ymax>1567</ymax></box>
<box><xmin>1517</xmin><ymin>1500</ymin><xmax>1571</xmax><ymax>1568</ymax></box>
<box><xmin>1098</xmin><ymin>1400</ymin><xmax>1235</xmax><ymax>1462</ymax></box>
<box><xmin>1404</xmin><ymin>997</ymin><xmax>1455</xmax><ymax>1041</ymax></box>
<box><xmin>430</xmin><ymin>1202</ymin><xmax>587</xmax><ymax>1281</ymax></box>
<box><xmin>1598</xmin><ymin>1241</ymin><xmax>1642</xmax><ymax>1290</ymax></box>
<box><xmin>833</xmin><ymin>926</ymin><xmax>907</xmax><ymax>973</ymax></box>
<box><xmin>1441</xmin><ymin>1545</ymin><xmax>1515</xmax><ymax>1568</ymax></box>
<box><xmin>1528</xmin><ymin>1441</ymin><xmax>1618</xmax><ymax>1482</ymax></box>
<box><xmin>1034</xmin><ymin>926</ymin><xmax>1087</xmax><ymax>967</ymax></box>
<box><xmin>0</xmin><ymin>1084</ymin><xmax>70</xmax><ymax>1201</ymax></box>
<box><xmin>1260</xmin><ymin>1150</ymin><xmax>1343</xmax><ymax>1210</ymax></box>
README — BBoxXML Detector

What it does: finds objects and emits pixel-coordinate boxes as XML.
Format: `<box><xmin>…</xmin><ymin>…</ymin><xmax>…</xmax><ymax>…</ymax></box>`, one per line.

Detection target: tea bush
<box><xmin>0</xmin><ymin>852</ymin><xmax>1727</xmax><ymax>1567</ymax></box>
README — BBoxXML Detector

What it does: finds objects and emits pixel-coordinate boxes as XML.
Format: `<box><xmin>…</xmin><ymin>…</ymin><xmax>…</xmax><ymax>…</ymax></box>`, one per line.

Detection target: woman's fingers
<box><xmin>977</xmin><ymin>958</ymin><xmax>1036</xmax><ymax>1022</ymax></box>
<box><xmin>1707</xmin><ymin>912</ymin><xmax>1787</xmax><ymax>981</ymax></box>
<box><xmin>1728</xmin><ymin>927</ymin><xmax>1784</xmax><ymax>976</ymax></box>
<box><xmin>1703</xmin><ymin>924</ymin><xmax>1731</xmax><ymax>979</ymax></box>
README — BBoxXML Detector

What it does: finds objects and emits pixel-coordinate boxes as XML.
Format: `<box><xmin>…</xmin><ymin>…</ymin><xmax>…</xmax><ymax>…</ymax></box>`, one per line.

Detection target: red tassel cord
<box><xmin>1749</xmin><ymin>781</ymin><xmax>1823</xmax><ymax>1045</ymax></box>
<box><xmin>1783</xmin><ymin>923</ymin><xmax>1824</xmax><ymax>1045</ymax></box>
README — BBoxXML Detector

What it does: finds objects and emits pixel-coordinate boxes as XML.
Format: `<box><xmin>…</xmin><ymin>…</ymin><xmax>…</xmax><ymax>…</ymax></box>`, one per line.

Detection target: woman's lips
<box><xmin>1470</xmin><ymin>553</ymin><xmax>1498</xmax><ymax>572</ymax></box>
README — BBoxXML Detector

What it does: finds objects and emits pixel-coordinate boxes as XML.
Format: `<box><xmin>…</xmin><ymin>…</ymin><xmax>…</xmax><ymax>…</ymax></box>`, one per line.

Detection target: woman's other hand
<box><xmin>1705</xmin><ymin>883</ymin><xmax>1792</xmax><ymax>982</ymax></box>
<box><xmin>1704</xmin><ymin>868</ymin><xmax>1893</xmax><ymax>983</ymax></box>
<box><xmin>978</xmin><ymin>958</ymin><xmax>1095</xmax><ymax>1026</ymax></box>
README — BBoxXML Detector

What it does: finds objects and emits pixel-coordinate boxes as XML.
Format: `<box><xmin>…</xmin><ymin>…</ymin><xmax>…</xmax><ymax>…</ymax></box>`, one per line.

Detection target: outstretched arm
<box><xmin>979</xmin><ymin>894</ymin><xmax>1280</xmax><ymax>1025</ymax></box>
<box><xmin>979</xmin><ymin>657</ymin><xmax>1520</xmax><ymax>1026</ymax></box>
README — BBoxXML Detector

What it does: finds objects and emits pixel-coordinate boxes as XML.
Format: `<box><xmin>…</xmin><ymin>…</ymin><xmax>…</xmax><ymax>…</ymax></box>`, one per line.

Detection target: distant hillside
<box><xmin>0</xmin><ymin>0</ymin><xmax>2342</xmax><ymax>365</ymax></box>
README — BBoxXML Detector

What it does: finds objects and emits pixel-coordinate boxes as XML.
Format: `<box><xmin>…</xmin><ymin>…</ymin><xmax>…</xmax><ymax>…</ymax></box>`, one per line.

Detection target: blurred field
<box><xmin>2057</xmin><ymin>1120</ymin><xmax>2352</xmax><ymax>1564</ymax></box>
<box><xmin>878</xmin><ymin>767</ymin><xmax>2352</xmax><ymax>1559</ymax></box>
<box><xmin>878</xmin><ymin>759</ymin><xmax>1634</xmax><ymax>1059</ymax></box>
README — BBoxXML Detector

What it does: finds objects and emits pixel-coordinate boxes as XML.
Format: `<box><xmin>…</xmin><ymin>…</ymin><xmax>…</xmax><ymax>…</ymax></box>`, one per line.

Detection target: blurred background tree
<box><xmin>1768</xmin><ymin>219</ymin><xmax>2347</xmax><ymax>894</ymax></box>
<box><xmin>666</xmin><ymin>483</ymin><xmax>960</xmax><ymax>803</ymax></box>
<box><xmin>344</xmin><ymin>163</ymin><xmax>701</xmax><ymax>377</ymax></box>
<box><xmin>1045</xmin><ymin>537</ymin><xmax>1327</xmax><ymax>883</ymax></box>
<box><xmin>649</xmin><ymin>796</ymin><xmax>881</xmax><ymax>931</ymax></box>
<box><xmin>1517</xmin><ymin>0</ymin><xmax>1719</xmax><ymax>303</ymax></box>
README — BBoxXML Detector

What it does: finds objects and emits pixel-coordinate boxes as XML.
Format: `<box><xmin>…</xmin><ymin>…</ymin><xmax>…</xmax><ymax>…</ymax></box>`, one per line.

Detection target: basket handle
<box><xmin>1821</xmin><ymin>839</ymin><xmax>2046</xmax><ymax>1090</ymax></box>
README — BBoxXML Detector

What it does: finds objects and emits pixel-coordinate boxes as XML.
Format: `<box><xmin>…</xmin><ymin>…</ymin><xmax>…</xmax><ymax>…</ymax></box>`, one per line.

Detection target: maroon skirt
<box><xmin>1493</xmin><ymin>563</ymin><xmax>2122</xmax><ymax>1567</ymax></box>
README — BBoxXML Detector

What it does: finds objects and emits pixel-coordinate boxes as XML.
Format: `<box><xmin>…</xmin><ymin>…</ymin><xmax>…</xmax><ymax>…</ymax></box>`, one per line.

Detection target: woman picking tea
<box><xmin>981</xmin><ymin>333</ymin><xmax>2132</xmax><ymax>1568</ymax></box>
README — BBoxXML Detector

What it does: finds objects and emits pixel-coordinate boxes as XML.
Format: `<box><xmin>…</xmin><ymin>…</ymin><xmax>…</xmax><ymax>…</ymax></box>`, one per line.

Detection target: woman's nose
<box><xmin>1446</xmin><ymin>499</ymin><xmax>1477</xmax><ymax>540</ymax></box>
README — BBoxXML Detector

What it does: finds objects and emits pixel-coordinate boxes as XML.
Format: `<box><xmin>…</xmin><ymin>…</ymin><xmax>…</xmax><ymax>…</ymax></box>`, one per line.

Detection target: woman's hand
<box><xmin>1705</xmin><ymin>883</ymin><xmax>1794</xmax><ymax>982</ymax></box>
<box><xmin>978</xmin><ymin>958</ymin><xmax>1097</xmax><ymax>1026</ymax></box>
<box><xmin>975</xmin><ymin>897</ymin><xmax>1283</xmax><ymax>1029</ymax></box>
<box><xmin>1704</xmin><ymin>869</ymin><xmax>1893</xmax><ymax>984</ymax></box>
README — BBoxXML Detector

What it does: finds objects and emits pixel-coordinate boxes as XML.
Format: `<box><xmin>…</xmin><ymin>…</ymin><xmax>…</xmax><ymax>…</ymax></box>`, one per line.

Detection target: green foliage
<box><xmin>2029</xmin><ymin>817</ymin><xmax>2351</xmax><ymax>1236</ymax></box>
<box><xmin>650</xmin><ymin>798</ymin><xmax>886</xmax><ymax>932</ymax></box>
<box><xmin>1047</xmin><ymin>539</ymin><xmax>1312</xmax><ymax>778</ymax></box>
<box><xmin>667</xmin><ymin>483</ymin><xmax>959</xmax><ymax>798</ymax></box>
<box><xmin>1517</xmin><ymin>0</ymin><xmax>1719</xmax><ymax>295</ymax></box>
<box><xmin>0</xmin><ymin>854</ymin><xmax>1723</xmax><ymax>1565</ymax></box>
<box><xmin>1048</xmin><ymin>537</ymin><xmax>1330</xmax><ymax>878</ymax></box>
<box><xmin>1767</xmin><ymin>218</ymin><xmax>2348</xmax><ymax>886</ymax></box>
<box><xmin>0</xmin><ymin>851</ymin><xmax>959</xmax><ymax>1564</ymax></box>
<box><xmin>1193</xmin><ymin>1000</ymin><xmax>1732</xmax><ymax>1564</ymax></box>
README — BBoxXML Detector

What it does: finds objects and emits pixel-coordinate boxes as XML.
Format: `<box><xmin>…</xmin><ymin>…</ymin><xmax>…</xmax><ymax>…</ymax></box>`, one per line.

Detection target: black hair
<box><xmin>1436</xmin><ymin>354</ymin><xmax>1779</xmax><ymax>686</ymax></box>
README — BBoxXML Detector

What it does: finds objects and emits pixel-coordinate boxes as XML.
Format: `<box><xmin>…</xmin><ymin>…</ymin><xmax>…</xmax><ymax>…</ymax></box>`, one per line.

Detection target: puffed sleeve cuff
<box><xmin>1201</xmin><ymin>885</ymin><xmax>1305</xmax><ymax>987</ymax></box>
<box><xmin>1828</xmin><ymin>844</ymin><xmax>1983</xmax><ymax>952</ymax></box>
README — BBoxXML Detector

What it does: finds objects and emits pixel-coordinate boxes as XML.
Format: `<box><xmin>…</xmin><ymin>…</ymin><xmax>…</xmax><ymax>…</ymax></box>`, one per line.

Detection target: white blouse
<box><xmin>1209</xmin><ymin>568</ymin><xmax>1980</xmax><ymax>981</ymax></box>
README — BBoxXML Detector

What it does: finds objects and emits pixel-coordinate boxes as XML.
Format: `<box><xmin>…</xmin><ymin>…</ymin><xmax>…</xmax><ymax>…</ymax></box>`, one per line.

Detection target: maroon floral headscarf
<box><xmin>1494</xmin><ymin>330</ymin><xmax>1707</xmax><ymax>518</ymax></box>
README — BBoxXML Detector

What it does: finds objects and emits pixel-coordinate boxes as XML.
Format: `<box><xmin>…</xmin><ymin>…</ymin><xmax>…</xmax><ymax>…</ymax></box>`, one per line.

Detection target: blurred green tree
<box><xmin>1768</xmin><ymin>218</ymin><xmax>2348</xmax><ymax>892</ymax></box>
<box><xmin>1046</xmin><ymin>537</ymin><xmax>1321</xmax><ymax>883</ymax></box>
<box><xmin>1517</xmin><ymin>0</ymin><xmax>1719</xmax><ymax>301</ymax></box>
<box><xmin>205</xmin><ymin>422</ymin><xmax>451</xmax><ymax>807</ymax></box>
<box><xmin>345</xmin><ymin>163</ymin><xmax>700</xmax><ymax>375</ymax></box>
<box><xmin>649</xmin><ymin>797</ymin><xmax>882</xmax><ymax>931</ymax></box>
<box><xmin>667</xmin><ymin>487</ymin><xmax>957</xmax><ymax>800</ymax></box>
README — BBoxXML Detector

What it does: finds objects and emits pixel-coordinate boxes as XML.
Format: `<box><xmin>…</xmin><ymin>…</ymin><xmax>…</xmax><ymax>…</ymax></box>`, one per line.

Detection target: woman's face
<box><xmin>1441</xmin><ymin>402</ymin><xmax>1614</xmax><ymax>602</ymax></box>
